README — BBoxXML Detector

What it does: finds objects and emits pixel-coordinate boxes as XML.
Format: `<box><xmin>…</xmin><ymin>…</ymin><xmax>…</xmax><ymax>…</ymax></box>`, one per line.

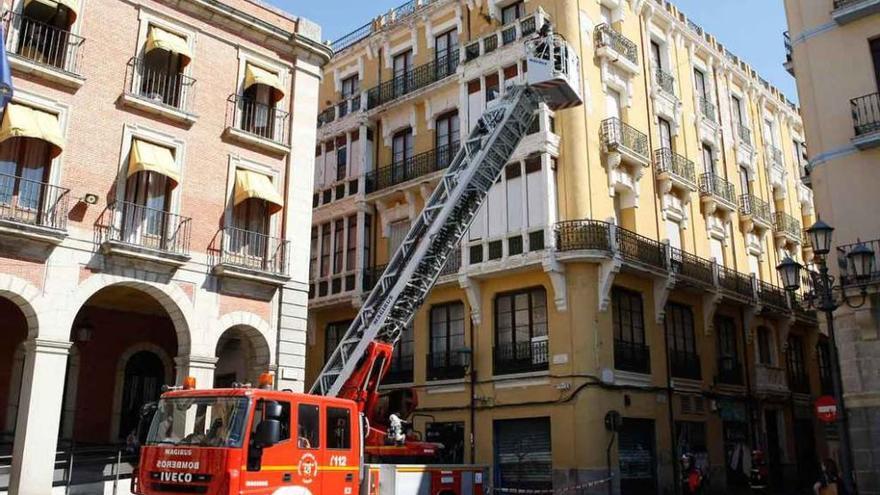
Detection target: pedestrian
<box><xmin>749</xmin><ymin>449</ymin><xmax>769</xmax><ymax>494</ymax></box>
<box><xmin>681</xmin><ymin>453</ymin><xmax>704</xmax><ymax>495</ymax></box>
<box><xmin>813</xmin><ymin>458</ymin><xmax>839</xmax><ymax>495</ymax></box>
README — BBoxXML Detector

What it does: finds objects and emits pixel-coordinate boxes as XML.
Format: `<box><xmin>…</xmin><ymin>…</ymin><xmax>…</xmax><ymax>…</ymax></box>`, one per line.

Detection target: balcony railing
<box><xmin>614</xmin><ymin>340</ymin><xmax>650</xmax><ymax>374</ymax></box>
<box><xmin>834</xmin><ymin>0</ymin><xmax>872</xmax><ymax>9</ymax></box>
<box><xmin>101</xmin><ymin>201</ymin><xmax>192</xmax><ymax>256</ymax></box>
<box><xmin>736</xmin><ymin>123</ymin><xmax>752</xmax><ymax>146</ymax></box>
<box><xmin>384</xmin><ymin>354</ymin><xmax>414</xmax><ymax>385</ymax></box>
<box><xmin>439</xmin><ymin>246</ymin><xmax>461</xmax><ymax>277</ymax></box>
<box><xmin>739</xmin><ymin>194</ymin><xmax>772</xmax><ymax>226</ymax></box>
<box><xmin>616</xmin><ymin>227</ymin><xmax>667</xmax><ymax>271</ymax></box>
<box><xmin>850</xmin><ymin>92</ymin><xmax>880</xmax><ymax>136</ymax></box>
<box><xmin>717</xmin><ymin>357</ymin><xmax>743</xmax><ymax>386</ymax></box>
<box><xmin>600</xmin><ymin>117</ymin><xmax>649</xmax><ymax>162</ymax></box>
<box><xmin>773</xmin><ymin>211</ymin><xmax>802</xmax><ymax>239</ymax></box>
<box><xmin>124</xmin><ymin>57</ymin><xmax>195</xmax><ymax>114</ymax></box>
<box><xmin>594</xmin><ymin>23</ymin><xmax>638</xmax><ymax>66</ymax></box>
<box><xmin>698</xmin><ymin>96</ymin><xmax>716</xmax><ymax>123</ymax></box>
<box><xmin>493</xmin><ymin>339</ymin><xmax>549</xmax><ymax>375</ymax></box>
<box><xmin>755</xmin><ymin>364</ymin><xmax>788</xmax><ymax>393</ymax></box>
<box><xmin>317</xmin><ymin>94</ymin><xmax>362</xmax><ymax>128</ymax></box>
<box><xmin>655</xmin><ymin>68</ymin><xmax>675</xmax><ymax>95</ymax></box>
<box><xmin>670</xmin><ymin>350</ymin><xmax>701</xmax><ymax>380</ymax></box>
<box><xmin>837</xmin><ymin>238</ymin><xmax>880</xmax><ymax>285</ymax></box>
<box><xmin>365</xmin><ymin>142</ymin><xmax>459</xmax><ymax>194</ymax></box>
<box><xmin>329</xmin><ymin>0</ymin><xmax>440</xmax><ymax>54</ymax></box>
<box><xmin>717</xmin><ymin>265</ymin><xmax>755</xmax><ymax>299</ymax></box>
<box><xmin>226</xmin><ymin>94</ymin><xmax>290</xmax><ymax>145</ymax></box>
<box><xmin>699</xmin><ymin>173</ymin><xmax>737</xmax><ymax>205</ymax></box>
<box><xmin>555</xmin><ymin>220</ymin><xmax>612</xmax><ymax>252</ymax></box>
<box><xmin>362</xmin><ymin>263</ymin><xmax>387</xmax><ymax>292</ymax></box>
<box><xmin>783</xmin><ymin>31</ymin><xmax>793</xmax><ymax>64</ymax></box>
<box><xmin>427</xmin><ymin>350</ymin><xmax>469</xmax><ymax>381</ymax></box>
<box><xmin>758</xmin><ymin>280</ymin><xmax>789</xmax><ymax>310</ymax></box>
<box><xmin>654</xmin><ymin>148</ymin><xmax>695</xmax><ymax>186</ymax></box>
<box><xmin>365</xmin><ymin>50</ymin><xmax>459</xmax><ymax>110</ymax></box>
<box><xmin>0</xmin><ymin>172</ymin><xmax>69</xmax><ymax>231</ymax></box>
<box><xmin>214</xmin><ymin>227</ymin><xmax>288</xmax><ymax>276</ymax></box>
<box><xmin>2</xmin><ymin>11</ymin><xmax>85</xmax><ymax>75</ymax></box>
<box><xmin>463</xmin><ymin>14</ymin><xmax>538</xmax><ymax>64</ymax></box>
<box><xmin>670</xmin><ymin>247</ymin><xmax>715</xmax><ymax>287</ymax></box>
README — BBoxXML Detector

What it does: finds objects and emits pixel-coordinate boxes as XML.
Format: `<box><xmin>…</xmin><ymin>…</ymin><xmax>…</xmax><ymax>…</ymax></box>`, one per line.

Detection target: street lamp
<box><xmin>776</xmin><ymin>220</ymin><xmax>875</xmax><ymax>495</ymax></box>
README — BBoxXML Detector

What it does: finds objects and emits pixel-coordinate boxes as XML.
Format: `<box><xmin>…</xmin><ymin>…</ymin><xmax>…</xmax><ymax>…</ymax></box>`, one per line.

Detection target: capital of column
<box><xmin>174</xmin><ymin>355</ymin><xmax>218</xmax><ymax>371</ymax></box>
<box><xmin>23</xmin><ymin>338</ymin><xmax>73</xmax><ymax>356</ymax></box>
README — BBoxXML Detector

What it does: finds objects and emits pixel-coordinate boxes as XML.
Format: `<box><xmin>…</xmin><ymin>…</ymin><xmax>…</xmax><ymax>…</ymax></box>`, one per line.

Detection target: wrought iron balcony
<box><xmin>736</xmin><ymin>123</ymin><xmax>752</xmax><ymax>146</ymax></box>
<box><xmin>699</xmin><ymin>173</ymin><xmax>737</xmax><ymax>206</ymax></box>
<box><xmin>670</xmin><ymin>350</ymin><xmax>701</xmax><ymax>380</ymax></box>
<box><xmin>124</xmin><ymin>57</ymin><xmax>196</xmax><ymax>115</ymax></box>
<box><xmin>773</xmin><ymin>211</ymin><xmax>802</xmax><ymax>240</ymax></box>
<box><xmin>463</xmin><ymin>14</ymin><xmax>538</xmax><ymax>63</ymax></box>
<box><xmin>554</xmin><ymin>220</ymin><xmax>612</xmax><ymax>252</ymax></box>
<box><xmin>739</xmin><ymin>194</ymin><xmax>772</xmax><ymax>226</ymax></box>
<box><xmin>213</xmin><ymin>226</ymin><xmax>288</xmax><ymax>277</ymax></box>
<box><xmin>2</xmin><ymin>11</ymin><xmax>85</xmax><ymax>75</ymax></box>
<box><xmin>654</xmin><ymin>148</ymin><xmax>696</xmax><ymax>188</ymax></box>
<box><xmin>837</xmin><ymin>238</ymin><xmax>880</xmax><ymax>285</ymax></box>
<box><xmin>716</xmin><ymin>357</ymin><xmax>743</xmax><ymax>386</ymax></box>
<box><xmin>594</xmin><ymin>23</ymin><xmax>638</xmax><ymax>66</ymax></box>
<box><xmin>101</xmin><ymin>200</ymin><xmax>192</xmax><ymax>257</ymax></box>
<box><xmin>384</xmin><ymin>354</ymin><xmax>414</xmax><ymax>385</ymax></box>
<box><xmin>698</xmin><ymin>96</ymin><xmax>716</xmax><ymax>123</ymax></box>
<box><xmin>850</xmin><ymin>92</ymin><xmax>880</xmax><ymax>141</ymax></box>
<box><xmin>226</xmin><ymin>94</ymin><xmax>290</xmax><ymax>146</ymax></box>
<box><xmin>758</xmin><ymin>279</ymin><xmax>789</xmax><ymax>310</ymax></box>
<box><xmin>600</xmin><ymin>118</ymin><xmax>649</xmax><ymax>163</ymax></box>
<box><xmin>614</xmin><ymin>340</ymin><xmax>650</xmax><ymax>374</ymax></box>
<box><xmin>365</xmin><ymin>50</ymin><xmax>459</xmax><ymax>110</ymax></box>
<box><xmin>317</xmin><ymin>94</ymin><xmax>362</xmax><ymax>128</ymax></box>
<box><xmin>330</xmin><ymin>0</ymin><xmax>439</xmax><ymax>54</ymax></box>
<box><xmin>616</xmin><ymin>227</ymin><xmax>667</xmax><ymax>271</ymax></box>
<box><xmin>717</xmin><ymin>264</ymin><xmax>755</xmax><ymax>299</ymax></box>
<box><xmin>439</xmin><ymin>246</ymin><xmax>461</xmax><ymax>277</ymax></box>
<box><xmin>670</xmin><ymin>247</ymin><xmax>715</xmax><ymax>288</ymax></box>
<box><xmin>365</xmin><ymin>141</ymin><xmax>459</xmax><ymax>194</ymax></box>
<box><xmin>831</xmin><ymin>0</ymin><xmax>880</xmax><ymax>24</ymax></box>
<box><xmin>655</xmin><ymin>68</ymin><xmax>675</xmax><ymax>95</ymax></box>
<box><xmin>427</xmin><ymin>350</ymin><xmax>469</xmax><ymax>381</ymax></box>
<box><xmin>755</xmin><ymin>364</ymin><xmax>788</xmax><ymax>394</ymax></box>
<box><xmin>783</xmin><ymin>31</ymin><xmax>794</xmax><ymax>75</ymax></box>
<box><xmin>493</xmin><ymin>340</ymin><xmax>549</xmax><ymax>375</ymax></box>
<box><xmin>0</xmin><ymin>172</ymin><xmax>69</xmax><ymax>233</ymax></box>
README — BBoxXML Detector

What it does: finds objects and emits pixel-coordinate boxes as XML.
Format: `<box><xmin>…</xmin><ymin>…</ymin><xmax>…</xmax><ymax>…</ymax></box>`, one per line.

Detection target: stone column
<box><xmin>9</xmin><ymin>339</ymin><xmax>72</xmax><ymax>495</ymax></box>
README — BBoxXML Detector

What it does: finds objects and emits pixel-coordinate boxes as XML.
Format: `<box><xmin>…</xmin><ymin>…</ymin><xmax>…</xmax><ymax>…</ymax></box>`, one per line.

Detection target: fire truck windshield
<box><xmin>145</xmin><ymin>397</ymin><xmax>250</xmax><ymax>448</ymax></box>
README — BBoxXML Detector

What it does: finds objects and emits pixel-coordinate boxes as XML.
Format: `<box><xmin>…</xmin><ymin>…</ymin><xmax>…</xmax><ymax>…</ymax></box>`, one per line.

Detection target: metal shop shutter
<box><xmin>493</xmin><ymin>417</ymin><xmax>552</xmax><ymax>489</ymax></box>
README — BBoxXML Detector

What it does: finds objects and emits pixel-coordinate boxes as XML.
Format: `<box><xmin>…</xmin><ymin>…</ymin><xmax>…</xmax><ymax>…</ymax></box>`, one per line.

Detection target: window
<box><xmin>391</xmin><ymin>128</ymin><xmax>413</xmax><ymax>183</ymax></box>
<box><xmin>485</xmin><ymin>73</ymin><xmax>500</xmax><ymax>102</ymax></box>
<box><xmin>240</xmin><ymin>64</ymin><xmax>281</xmax><ymax>140</ymax></box>
<box><xmin>324</xmin><ymin>320</ymin><xmax>351</xmax><ymax>363</ymax></box>
<box><xmin>494</xmin><ymin>287</ymin><xmax>548</xmax><ymax>374</ymax></box>
<box><xmin>732</xmin><ymin>95</ymin><xmax>744</xmax><ymax>126</ymax></box>
<box><xmin>125</xmin><ymin>166</ymin><xmax>173</xmax><ymax>241</ymax></box>
<box><xmin>309</xmin><ymin>226</ymin><xmax>318</xmax><ymax>279</ymax></box>
<box><xmin>435</xmin><ymin>29</ymin><xmax>459</xmax><ymax>77</ymax></box>
<box><xmin>429</xmin><ymin>302</ymin><xmax>467</xmax><ymax>379</ymax></box>
<box><xmin>757</xmin><ymin>326</ymin><xmax>773</xmax><ymax>365</ymax></box>
<box><xmin>139</xmin><ymin>25</ymin><xmax>189</xmax><ymax>109</ymax></box>
<box><xmin>786</xmin><ymin>335</ymin><xmax>809</xmax><ymax>393</ymax></box>
<box><xmin>363</xmin><ymin>214</ymin><xmax>373</xmax><ymax>269</ymax></box>
<box><xmin>675</xmin><ymin>421</ymin><xmax>707</xmax><ymax>457</ymax></box>
<box><xmin>435</xmin><ymin>111</ymin><xmax>460</xmax><ymax>166</ymax></box>
<box><xmin>650</xmin><ymin>41</ymin><xmax>662</xmax><ymax>71</ymax></box>
<box><xmin>387</xmin><ymin>322</ymin><xmax>414</xmax><ymax>383</ymax></box>
<box><xmin>346</xmin><ymin>216</ymin><xmax>357</xmax><ymax>271</ymax></box>
<box><xmin>501</xmin><ymin>1</ymin><xmax>525</xmax><ymax>24</ymax></box>
<box><xmin>701</xmin><ymin>144</ymin><xmax>715</xmax><ymax>175</ymax></box>
<box><xmin>326</xmin><ymin>407</ymin><xmax>351</xmax><ymax>449</ymax></box>
<box><xmin>231</xmin><ymin>194</ymin><xmax>269</xmax><ymax>260</ymax></box>
<box><xmin>693</xmin><ymin>68</ymin><xmax>707</xmax><ymax>99</ymax></box>
<box><xmin>341</xmin><ymin>75</ymin><xmax>359</xmax><ymax>98</ymax></box>
<box><xmin>251</xmin><ymin>399</ymin><xmax>291</xmax><ymax>443</ymax></box>
<box><xmin>333</xmin><ymin>219</ymin><xmax>344</xmax><ymax>274</ymax></box>
<box><xmin>612</xmin><ymin>287</ymin><xmax>649</xmax><ymax>374</ymax></box>
<box><xmin>0</xmin><ymin>129</ymin><xmax>53</xmax><ymax>218</ymax></box>
<box><xmin>665</xmin><ymin>302</ymin><xmax>700</xmax><ymax>379</ymax></box>
<box><xmin>871</xmin><ymin>37</ymin><xmax>880</xmax><ymax>90</ymax></box>
<box><xmin>392</xmin><ymin>50</ymin><xmax>413</xmax><ymax>96</ymax></box>
<box><xmin>320</xmin><ymin>222</ymin><xmax>331</xmax><ymax>277</ymax></box>
<box><xmin>715</xmin><ymin>315</ymin><xmax>741</xmax><ymax>384</ymax></box>
<box><xmin>297</xmin><ymin>404</ymin><xmax>320</xmax><ymax>449</ymax></box>
<box><xmin>817</xmin><ymin>339</ymin><xmax>832</xmax><ymax>394</ymax></box>
<box><xmin>389</xmin><ymin>219</ymin><xmax>410</xmax><ymax>257</ymax></box>
<box><xmin>739</xmin><ymin>166</ymin><xmax>751</xmax><ymax>196</ymax></box>
<box><xmin>658</xmin><ymin>118</ymin><xmax>672</xmax><ymax>151</ymax></box>
<box><xmin>336</xmin><ymin>136</ymin><xmax>347</xmax><ymax>181</ymax></box>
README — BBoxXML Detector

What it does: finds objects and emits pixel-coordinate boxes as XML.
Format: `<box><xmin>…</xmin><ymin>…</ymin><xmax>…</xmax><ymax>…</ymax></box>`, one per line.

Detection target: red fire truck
<box><xmin>133</xmin><ymin>23</ymin><xmax>582</xmax><ymax>495</ymax></box>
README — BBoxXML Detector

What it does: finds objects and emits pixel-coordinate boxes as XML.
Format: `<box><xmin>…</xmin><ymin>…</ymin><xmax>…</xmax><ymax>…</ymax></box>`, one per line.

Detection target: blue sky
<box><xmin>276</xmin><ymin>0</ymin><xmax>797</xmax><ymax>102</ymax></box>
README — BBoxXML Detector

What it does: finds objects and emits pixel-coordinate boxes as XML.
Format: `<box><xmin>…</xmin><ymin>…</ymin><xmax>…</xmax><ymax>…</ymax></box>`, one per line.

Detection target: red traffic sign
<box><xmin>815</xmin><ymin>395</ymin><xmax>838</xmax><ymax>423</ymax></box>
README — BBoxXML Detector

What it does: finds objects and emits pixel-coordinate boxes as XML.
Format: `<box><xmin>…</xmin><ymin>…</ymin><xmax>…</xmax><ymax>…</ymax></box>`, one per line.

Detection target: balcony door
<box><xmin>231</xmin><ymin>198</ymin><xmax>270</xmax><ymax>267</ymax></box>
<box><xmin>0</xmin><ymin>138</ymin><xmax>51</xmax><ymax>224</ymax></box>
<box><xmin>605</xmin><ymin>88</ymin><xmax>621</xmax><ymax>120</ymax></box>
<box><xmin>16</xmin><ymin>0</ymin><xmax>74</xmax><ymax>70</ymax></box>
<box><xmin>435</xmin><ymin>29</ymin><xmax>459</xmax><ymax>78</ymax></box>
<box><xmin>702</xmin><ymin>144</ymin><xmax>715</xmax><ymax>176</ymax></box>
<box><xmin>124</xmin><ymin>171</ymin><xmax>172</xmax><ymax>249</ymax></box>
<box><xmin>391</xmin><ymin>128</ymin><xmax>413</xmax><ymax>185</ymax></box>
<box><xmin>739</xmin><ymin>166</ymin><xmax>751</xmax><ymax>196</ymax></box>
<box><xmin>693</xmin><ymin>69</ymin><xmax>707</xmax><ymax>100</ymax></box>
<box><xmin>501</xmin><ymin>1</ymin><xmax>525</xmax><ymax>25</ymax></box>
<box><xmin>435</xmin><ymin>112</ymin><xmax>460</xmax><ymax>168</ymax></box>
<box><xmin>392</xmin><ymin>50</ymin><xmax>413</xmax><ymax>97</ymax></box>
<box><xmin>242</xmin><ymin>83</ymin><xmax>276</xmax><ymax>139</ymax></box>
<box><xmin>428</xmin><ymin>302</ymin><xmax>466</xmax><ymax>380</ymax></box>
<box><xmin>871</xmin><ymin>38</ymin><xmax>880</xmax><ymax>91</ymax></box>
<box><xmin>715</xmin><ymin>315</ymin><xmax>740</xmax><ymax>384</ymax></box>
<box><xmin>658</xmin><ymin>117</ymin><xmax>672</xmax><ymax>151</ymax></box>
<box><xmin>140</xmin><ymin>46</ymin><xmax>184</xmax><ymax>108</ymax></box>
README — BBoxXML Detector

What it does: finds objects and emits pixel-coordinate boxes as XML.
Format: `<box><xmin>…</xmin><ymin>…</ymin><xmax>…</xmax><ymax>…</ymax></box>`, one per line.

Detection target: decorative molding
<box><xmin>542</xmin><ymin>257</ymin><xmax>567</xmax><ymax>312</ymax></box>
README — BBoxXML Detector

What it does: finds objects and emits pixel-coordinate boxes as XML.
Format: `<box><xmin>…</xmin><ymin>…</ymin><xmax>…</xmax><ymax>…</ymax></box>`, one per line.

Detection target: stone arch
<box><xmin>212</xmin><ymin>312</ymin><xmax>273</xmax><ymax>386</ymax></box>
<box><xmin>0</xmin><ymin>273</ymin><xmax>45</xmax><ymax>340</ymax></box>
<box><xmin>109</xmin><ymin>343</ymin><xmax>174</xmax><ymax>440</ymax></box>
<box><xmin>65</xmin><ymin>274</ymin><xmax>196</xmax><ymax>356</ymax></box>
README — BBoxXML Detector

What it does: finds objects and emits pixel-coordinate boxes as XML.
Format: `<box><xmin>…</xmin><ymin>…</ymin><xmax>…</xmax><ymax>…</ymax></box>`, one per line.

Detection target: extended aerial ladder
<box><xmin>311</xmin><ymin>26</ymin><xmax>583</xmax><ymax>425</ymax></box>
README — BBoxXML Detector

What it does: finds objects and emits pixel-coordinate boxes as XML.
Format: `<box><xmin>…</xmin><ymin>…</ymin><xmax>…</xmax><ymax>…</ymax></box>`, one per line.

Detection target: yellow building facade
<box><xmin>308</xmin><ymin>0</ymin><xmax>823</xmax><ymax>492</ymax></box>
<box><xmin>785</xmin><ymin>1</ymin><xmax>880</xmax><ymax>493</ymax></box>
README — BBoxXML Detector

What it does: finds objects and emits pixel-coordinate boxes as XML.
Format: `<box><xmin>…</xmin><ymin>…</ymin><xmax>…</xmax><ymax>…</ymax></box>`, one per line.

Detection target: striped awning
<box><xmin>24</xmin><ymin>0</ymin><xmax>78</xmax><ymax>25</ymax></box>
<box><xmin>128</xmin><ymin>139</ymin><xmax>180</xmax><ymax>185</ymax></box>
<box><xmin>243</xmin><ymin>63</ymin><xmax>284</xmax><ymax>102</ymax></box>
<box><xmin>0</xmin><ymin>103</ymin><xmax>65</xmax><ymax>158</ymax></box>
<box><xmin>234</xmin><ymin>169</ymin><xmax>283</xmax><ymax>213</ymax></box>
<box><xmin>145</xmin><ymin>25</ymin><xmax>192</xmax><ymax>67</ymax></box>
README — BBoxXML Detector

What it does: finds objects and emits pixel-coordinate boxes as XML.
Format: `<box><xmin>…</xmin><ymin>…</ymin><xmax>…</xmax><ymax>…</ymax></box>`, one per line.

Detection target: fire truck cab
<box><xmin>133</xmin><ymin>386</ymin><xmax>485</xmax><ymax>495</ymax></box>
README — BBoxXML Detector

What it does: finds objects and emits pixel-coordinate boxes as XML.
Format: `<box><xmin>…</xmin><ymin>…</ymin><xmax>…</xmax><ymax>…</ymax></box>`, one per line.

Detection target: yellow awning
<box><xmin>234</xmin><ymin>169</ymin><xmax>283</xmax><ymax>214</ymax></box>
<box><xmin>243</xmin><ymin>63</ymin><xmax>285</xmax><ymax>102</ymax></box>
<box><xmin>128</xmin><ymin>139</ymin><xmax>180</xmax><ymax>185</ymax></box>
<box><xmin>0</xmin><ymin>103</ymin><xmax>65</xmax><ymax>158</ymax></box>
<box><xmin>24</xmin><ymin>0</ymin><xmax>78</xmax><ymax>25</ymax></box>
<box><xmin>145</xmin><ymin>26</ymin><xmax>192</xmax><ymax>67</ymax></box>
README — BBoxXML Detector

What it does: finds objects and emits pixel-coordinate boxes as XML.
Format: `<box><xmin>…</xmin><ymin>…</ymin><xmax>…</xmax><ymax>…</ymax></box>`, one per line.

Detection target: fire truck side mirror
<box><xmin>254</xmin><ymin>419</ymin><xmax>281</xmax><ymax>448</ymax></box>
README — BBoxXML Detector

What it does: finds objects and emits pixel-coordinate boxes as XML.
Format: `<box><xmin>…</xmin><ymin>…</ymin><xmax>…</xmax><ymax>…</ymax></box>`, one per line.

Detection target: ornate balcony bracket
<box><xmin>653</xmin><ymin>271</ymin><xmax>676</xmax><ymax>325</ymax></box>
<box><xmin>743</xmin><ymin>305</ymin><xmax>758</xmax><ymax>344</ymax></box>
<box><xmin>598</xmin><ymin>254</ymin><xmax>623</xmax><ymax>312</ymax></box>
<box><xmin>458</xmin><ymin>275</ymin><xmax>482</xmax><ymax>326</ymax></box>
<box><xmin>542</xmin><ymin>256</ymin><xmax>568</xmax><ymax>313</ymax></box>
<box><xmin>701</xmin><ymin>291</ymin><xmax>722</xmax><ymax>337</ymax></box>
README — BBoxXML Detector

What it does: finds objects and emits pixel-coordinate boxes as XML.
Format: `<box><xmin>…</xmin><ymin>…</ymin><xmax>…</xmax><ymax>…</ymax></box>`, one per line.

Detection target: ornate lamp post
<box><xmin>776</xmin><ymin>219</ymin><xmax>875</xmax><ymax>495</ymax></box>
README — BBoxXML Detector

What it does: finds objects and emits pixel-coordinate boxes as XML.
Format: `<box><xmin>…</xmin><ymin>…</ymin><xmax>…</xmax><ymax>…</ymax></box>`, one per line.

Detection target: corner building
<box><xmin>785</xmin><ymin>1</ymin><xmax>880</xmax><ymax>492</ymax></box>
<box><xmin>308</xmin><ymin>0</ymin><xmax>823</xmax><ymax>493</ymax></box>
<box><xmin>0</xmin><ymin>0</ymin><xmax>329</xmax><ymax>492</ymax></box>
